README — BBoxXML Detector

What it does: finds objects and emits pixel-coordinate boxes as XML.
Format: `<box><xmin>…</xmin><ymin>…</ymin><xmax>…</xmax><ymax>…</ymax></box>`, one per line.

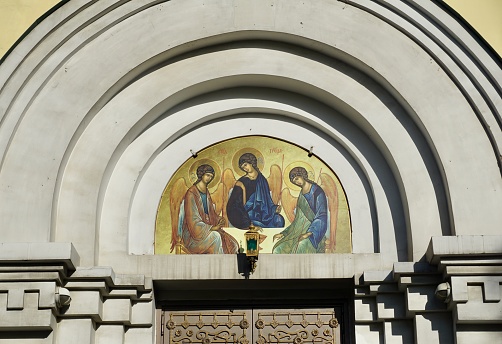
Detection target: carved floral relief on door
<box><xmin>160</xmin><ymin>309</ymin><xmax>341</xmax><ymax>344</ymax></box>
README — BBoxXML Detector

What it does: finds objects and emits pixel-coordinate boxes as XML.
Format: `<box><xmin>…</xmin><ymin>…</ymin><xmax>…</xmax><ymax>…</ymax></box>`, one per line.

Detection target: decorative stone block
<box><xmin>376</xmin><ymin>294</ymin><xmax>406</xmax><ymax>320</ymax></box>
<box><xmin>102</xmin><ymin>298</ymin><xmax>131</xmax><ymax>323</ymax></box>
<box><xmin>355</xmin><ymin>323</ymin><xmax>383</xmax><ymax>344</ymax></box>
<box><xmin>131</xmin><ymin>301</ymin><xmax>154</xmax><ymax>326</ymax></box>
<box><xmin>56</xmin><ymin>319</ymin><xmax>95</xmax><ymax>344</ymax></box>
<box><xmin>383</xmin><ymin>320</ymin><xmax>413</xmax><ymax>344</ymax></box>
<box><xmin>0</xmin><ymin>243</ymin><xmax>153</xmax><ymax>341</ymax></box>
<box><xmin>456</xmin><ymin>328</ymin><xmax>502</xmax><ymax>344</ymax></box>
<box><xmin>355</xmin><ymin>298</ymin><xmax>376</xmax><ymax>322</ymax></box>
<box><xmin>124</xmin><ymin>327</ymin><xmax>153</xmax><ymax>344</ymax></box>
<box><xmin>451</xmin><ymin>276</ymin><xmax>502</xmax><ymax>304</ymax></box>
<box><xmin>456</xmin><ymin>300</ymin><xmax>502</xmax><ymax>323</ymax></box>
<box><xmin>0</xmin><ymin>284</ymin><xmax>57</xmax><ymax>332</ymax></box>
<box><xmin>95</xmin><ymin>324</ymin><xmax>125</xmax><ymax>344</ymax></box>
<box><xmin>414</xmin><ymin>313</ymin><xmax>453</xmax><ymax>344</ymax></box>
<box><xmin>63</xmin><ymin>290</ymin><xmax>102</xmax><ymax>320</ymax></box>
<box><xmin>406</xmin><ymin>285</ymin><xmax>446</xmax><ymax>312</ymax></box>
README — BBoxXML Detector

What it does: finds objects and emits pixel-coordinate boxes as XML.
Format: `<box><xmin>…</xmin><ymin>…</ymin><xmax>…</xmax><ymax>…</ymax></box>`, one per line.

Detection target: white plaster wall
<box><xmin>0</xmin><ymin>0</ymin><xmax>500</xmax><ymax>274</ymax></box>
<box><xmin>1</xmin><ymin>1</ymin><xmax>501</xmax><ymax>343</ymax></box>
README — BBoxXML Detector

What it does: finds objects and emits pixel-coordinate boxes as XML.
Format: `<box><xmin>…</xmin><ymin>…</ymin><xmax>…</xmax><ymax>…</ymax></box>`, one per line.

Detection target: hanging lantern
<box><xmin>244</xmin><ymin>224</ymin><xmax>260</xmax><ymax>273</ymax></box>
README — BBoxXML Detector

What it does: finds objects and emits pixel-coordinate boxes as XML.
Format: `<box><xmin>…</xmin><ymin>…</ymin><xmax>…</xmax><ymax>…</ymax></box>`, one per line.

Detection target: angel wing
<box><xmin>280</xmin><ymin>187</ymin><xmax>298</xmax><ymax>223</ymax></box>
<box><xmin>267</xmin><ymin>164</ymin><xmax>283</xmax><ymax>205</ymax></box>
<box><xmin>221</xmin><ymin>168</ymin><xmax>236</xmax><ymax>222</ymax></box>
<box><xmin>211</xmin><ymin>182</ymin><xmax>225</xmax><ymax>217</ymax></box>
<box><xmin>319</xmin><ymin>173</ymin><xmax>338</xmax><ymax>252</ymax></box>
<box><xmin>169</xmin><ymin>177</ymin><xmax>190</xmax><ymax>253</ymax></box>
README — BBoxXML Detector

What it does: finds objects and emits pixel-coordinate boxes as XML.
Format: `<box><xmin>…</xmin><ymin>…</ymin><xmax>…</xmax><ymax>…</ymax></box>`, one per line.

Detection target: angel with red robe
<box><xmin>177</xmin><ymin>164</ymin><xmax>238</xmax><ymax>254</ymax></box>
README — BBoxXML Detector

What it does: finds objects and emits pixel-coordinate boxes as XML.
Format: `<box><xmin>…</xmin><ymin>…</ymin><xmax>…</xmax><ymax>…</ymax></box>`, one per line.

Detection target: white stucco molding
<box><xmin>426</xmin><ymin>235</ymin><xmax>502</xmax><ymax>265</ymax></box>
<box><xmin>425</xmin><ymin>235</ymin><xmax>502</xmax><ymax>327</ymax></box>
<box><xmin>100</xmin><ymin>91</ymin><xmax>405</xmax><ymax>261</ymax></box>
<box><xmin>0</xmin><ymin>242</ymin><xmax>80</xmax><ymax>270</ymax></box>
<box><xmin>0</xmin><ymin>242</ymin><xmax>154</xmax><ymax>339</ymax></box>
<box><xmin>55</xmin><ymin>45</ymin><xmax>453</xmax><ymax>265</ymax></box>
<box><xmin>1</xmin><ymin>1</ymin><xmax>501</xmax><ymax>343</ymax></box>
<box><xmin>356</xmin><ymin>236</ymin><xmax>502</xmax><ymax>342</ymax></box>
<box><xmin>0</xmin><ymin>0</ymin><xmax>500</xmax><ymax>268</ymax></box>
<box><xmin>355</xmin><ymin>260</ymin><xmax>453</xmax><ymax>342</ymax></box>
<box><xmin>347</xmin><ymin>0</ymin><xmax>502</xmax><ymax>147</ymax></box>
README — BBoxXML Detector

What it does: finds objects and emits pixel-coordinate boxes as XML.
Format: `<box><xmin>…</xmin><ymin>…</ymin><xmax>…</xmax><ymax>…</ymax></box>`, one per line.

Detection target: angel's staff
<box><xmin>276</xmin><ymin>153</ymin><xmax>285</xmax><ymax>209</ymax></box>
<box><xmin>281</xmin><ymin>154</ymin><xmax>285</xmax><ymax>175</ymax></box>
<box><xmin>222</xmin><ymin>157</ymin><xmax>225</xmax><ymax>218</ymax></box>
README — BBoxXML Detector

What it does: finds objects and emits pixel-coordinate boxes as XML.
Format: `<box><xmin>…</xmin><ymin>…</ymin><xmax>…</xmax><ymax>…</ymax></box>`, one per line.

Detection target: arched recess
<box><xmin>0</xmin><ymin>0</ymin><xmax>500</xmax><ymax>274</ymax></box>
<box><xmin>58</xmin><ymin>46</ymin><xmax>445</xmax><ymax>267</ymax></box>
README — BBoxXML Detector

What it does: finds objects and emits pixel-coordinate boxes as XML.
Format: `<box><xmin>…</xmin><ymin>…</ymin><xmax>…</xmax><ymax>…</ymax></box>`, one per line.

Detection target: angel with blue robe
<box><xmin>272</xmin><ymin>167</ymin><xmax>328</xmax><ymax>253</ymax></box>
<box><xmin>226</xmin><ymin>153</ymin><xmax>285</xmax><ymax>229</ymax></box>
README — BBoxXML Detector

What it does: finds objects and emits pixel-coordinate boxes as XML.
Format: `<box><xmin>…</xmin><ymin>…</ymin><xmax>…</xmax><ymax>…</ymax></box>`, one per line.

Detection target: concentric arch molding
<box><xmin>0</xmin><ymin>0</ymin><xmax>499</xmax><ymax>273</ymax></box>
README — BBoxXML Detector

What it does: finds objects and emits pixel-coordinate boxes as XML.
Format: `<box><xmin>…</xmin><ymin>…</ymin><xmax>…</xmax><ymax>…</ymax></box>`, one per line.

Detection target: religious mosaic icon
<box><xmin>155</xmin><ymin>136</ymin><xmax>351</xmax><ymax>254</ymax></box>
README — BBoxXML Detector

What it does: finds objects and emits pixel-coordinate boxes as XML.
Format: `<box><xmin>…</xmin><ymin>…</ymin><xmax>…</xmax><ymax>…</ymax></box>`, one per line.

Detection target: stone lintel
<box><xmin>0</xmin><ymin>243</ymin><xmax>80</xmax><ymax>270</ymax></box>
<box><xmin>0</xmin><ymin>272</ymin><xmax>61</xmax><ymax>284</ymax></box>
<box><xmin>0</xmin><ymin>309</ymin><xmax>55</xmax><ymax>331</ymax></box>
<box><xmin>426</xmin><ymin>236</ymin><xmax>502</xmax><ymax>265</ymax></box>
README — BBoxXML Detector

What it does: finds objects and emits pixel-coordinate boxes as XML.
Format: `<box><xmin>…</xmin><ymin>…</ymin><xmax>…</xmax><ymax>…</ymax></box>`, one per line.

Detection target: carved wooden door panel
<box><xmin>161</xmin><ymin>310</ymin><xmax>253</xmax><ymax>344</ymax></box>
<box><xmin>253</xmin><ymin>309</ymin><xmax>340</xmax><ymax>344</ymax></box>
<box><xmin>161</xmin><ymin>308</ymin><xmax>340</xmax><ymax>344</ymax></box>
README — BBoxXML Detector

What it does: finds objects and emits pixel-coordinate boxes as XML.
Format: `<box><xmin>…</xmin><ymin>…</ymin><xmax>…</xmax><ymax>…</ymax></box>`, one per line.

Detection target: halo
<box><xmin>232</xmin><ymin>148</ymin><xmax>265</xmax><ymax>176</ymax></box>
<box><xmin>188</xmin><ymin>158</ymin><xmax>222</xmax><ymax>187</ymax></box>
<box><xmin>283</xmin><ymin>161</ymin><xmax>315</xmax><ymax>191</ymax></box>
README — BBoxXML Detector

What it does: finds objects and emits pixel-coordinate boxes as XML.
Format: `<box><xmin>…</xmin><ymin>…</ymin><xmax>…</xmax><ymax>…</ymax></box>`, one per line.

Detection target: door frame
<box><xmin>154</xmin><ymin>278</ymin><xmax>355</xmax><ymax>344</ymax></box>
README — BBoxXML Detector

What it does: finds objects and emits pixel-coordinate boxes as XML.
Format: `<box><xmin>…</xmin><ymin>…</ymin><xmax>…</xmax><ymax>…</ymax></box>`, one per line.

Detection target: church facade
<box><xmin>0</xmin><ymin>0</ymin><xmax>501</xmax><ymax>343</ymax></box>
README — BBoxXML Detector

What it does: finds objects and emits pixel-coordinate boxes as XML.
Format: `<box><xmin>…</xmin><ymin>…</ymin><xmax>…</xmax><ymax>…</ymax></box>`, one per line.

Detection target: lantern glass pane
<box><xmin>247</xmin><ymin>238</ymin><xmax>257</xmax><ymax>251</ymax></box>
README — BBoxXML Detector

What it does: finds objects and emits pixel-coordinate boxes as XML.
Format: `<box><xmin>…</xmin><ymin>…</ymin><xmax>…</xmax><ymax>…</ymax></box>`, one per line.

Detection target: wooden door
<box><xmin>160</xmin><ymin>308</ymin><xmax>341</xmax><ymax>344</ymax></box>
